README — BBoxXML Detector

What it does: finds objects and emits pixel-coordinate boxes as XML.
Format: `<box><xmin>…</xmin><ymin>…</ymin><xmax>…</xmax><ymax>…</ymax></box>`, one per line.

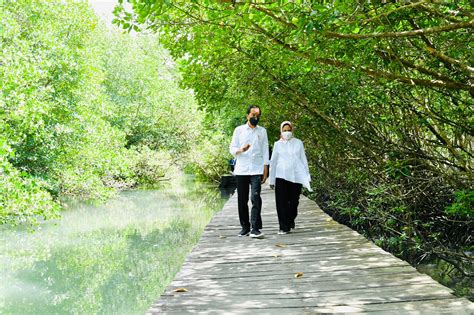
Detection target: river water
<box><xmin>0</xmin><ymin>176</ymin><xmax>227</xmax><ymax>314</ymax></box>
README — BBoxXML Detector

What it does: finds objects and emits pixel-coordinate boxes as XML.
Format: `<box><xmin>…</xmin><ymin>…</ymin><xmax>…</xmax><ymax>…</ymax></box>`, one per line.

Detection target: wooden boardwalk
<box><xmin>148</xmin><ymin>186</ymin><xmax>473</xmax><ymax>314</ymax></box>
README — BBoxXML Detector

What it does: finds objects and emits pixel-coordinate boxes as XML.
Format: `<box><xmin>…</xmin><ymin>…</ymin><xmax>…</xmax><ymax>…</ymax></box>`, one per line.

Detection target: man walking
<box><xmin>229</xmin><ymin>105</ymin><xmax>269</xmax><ymax>238</ymax></box>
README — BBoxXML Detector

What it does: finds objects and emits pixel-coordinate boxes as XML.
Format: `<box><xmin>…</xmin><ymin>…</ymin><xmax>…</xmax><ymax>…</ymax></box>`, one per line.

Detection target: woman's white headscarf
<box><xmin>280</xmin><ymin>121</ymin><xmax>293</xmax><ymax>133</ymax></box>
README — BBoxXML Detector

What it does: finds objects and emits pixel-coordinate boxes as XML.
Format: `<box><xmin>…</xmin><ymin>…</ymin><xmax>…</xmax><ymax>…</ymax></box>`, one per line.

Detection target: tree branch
<box><xmin>419</xmin><ymin>3</ymin><xmax>465</xmax><ymax>23</ymax></box>
<box><xmin>252</xmin><ymin>5</ymin><xmax>296</xmax><ymax>29</ymax></box>
<box><xmin>426</xmin><ymin>47</ymin><xmax>474</xmax><ymax>76</ymax></box>
<box><xmin>361</xmin><ymin>0</ymin><xmax>429</xmax><ymax>25</ymax></box>
<box><xmin>324</xmin><ymin>19</ymin><xmax>474</xmax><ymax>39</ymax></box>
<box><xmin>375</xmin><ymin>49</ymin><xmax>459</xmax><ymax>83</ymax></box>
<box><xmin>251</xmin><ymin>22</ymin><xmax>473</xmax><ymax>93</ymax></box>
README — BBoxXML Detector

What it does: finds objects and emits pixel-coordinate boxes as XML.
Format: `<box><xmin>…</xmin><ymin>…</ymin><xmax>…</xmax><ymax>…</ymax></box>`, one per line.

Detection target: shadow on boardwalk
<box><xmin>148</xmin><ymin>186</ymin><xmax>473</xmax><ymax>314</ymax></box>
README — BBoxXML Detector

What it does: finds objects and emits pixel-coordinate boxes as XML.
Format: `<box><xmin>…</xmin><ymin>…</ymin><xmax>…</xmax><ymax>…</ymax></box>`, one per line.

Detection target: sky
<box><xmin>88</xmin><ymin>0</ymin><xmax>119</xmax><ymax>24</ymax></box>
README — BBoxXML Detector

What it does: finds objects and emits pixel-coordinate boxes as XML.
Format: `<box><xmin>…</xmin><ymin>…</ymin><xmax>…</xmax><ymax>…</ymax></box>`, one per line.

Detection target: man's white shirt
<box><xmin>229</xmin><ymin>124</ymin><xmax>269</xmax><ymax>175</ymax></box>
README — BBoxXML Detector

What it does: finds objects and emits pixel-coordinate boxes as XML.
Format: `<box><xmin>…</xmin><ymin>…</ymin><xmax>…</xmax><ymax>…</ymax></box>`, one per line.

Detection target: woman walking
<box><xmin>269</xmin><ymin>121</ymin><xmax>312</xmax><ymax>234</ymax></box>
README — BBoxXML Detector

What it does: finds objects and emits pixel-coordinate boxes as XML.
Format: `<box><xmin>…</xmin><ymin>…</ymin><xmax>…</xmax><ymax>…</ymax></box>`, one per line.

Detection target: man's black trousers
<box><xmin>235</xmin><ymin>175</ymin><xmax>262</xmax><ymax>231</ymax></box>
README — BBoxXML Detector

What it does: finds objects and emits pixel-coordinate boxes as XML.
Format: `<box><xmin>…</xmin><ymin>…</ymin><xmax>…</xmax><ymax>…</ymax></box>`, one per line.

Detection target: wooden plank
<box><xmin>148</xmin><ymin>299</ymin><xmax>474</xmax><ymax>315</ymax></box>
<box><xmin>147</xmin><ymin>185</ymin><xmax>473</xmax><ymax>314</ymax></box>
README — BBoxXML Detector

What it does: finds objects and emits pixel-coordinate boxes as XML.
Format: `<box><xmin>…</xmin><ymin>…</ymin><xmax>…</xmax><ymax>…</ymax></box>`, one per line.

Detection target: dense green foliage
<box><xmin>115</xmin><ymin>0</ymin><xmax>473</xmax><ymax>289</ymax></box>
<box><xmin>1</xmin><ymin>0</ymin><xmax>224</xmax><ymax>227</ymax></box>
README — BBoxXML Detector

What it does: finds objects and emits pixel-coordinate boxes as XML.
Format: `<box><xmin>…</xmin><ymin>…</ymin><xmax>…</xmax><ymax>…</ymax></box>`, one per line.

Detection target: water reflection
<box><xmin>0</xmin><ymin>175</ymin><xmax>227</xmax><ymax>314</ymax></box>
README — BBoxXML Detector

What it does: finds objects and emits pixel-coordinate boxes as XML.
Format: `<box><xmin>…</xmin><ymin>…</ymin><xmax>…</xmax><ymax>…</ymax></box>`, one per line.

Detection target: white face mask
<box><xmin>281</xmin><ymin>131</ymin><xmax>293</xmax><ymax>140</ymax></box>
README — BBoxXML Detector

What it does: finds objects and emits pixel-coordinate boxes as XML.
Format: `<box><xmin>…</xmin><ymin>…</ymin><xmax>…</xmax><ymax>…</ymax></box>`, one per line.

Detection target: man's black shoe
<box><xmin>250</xmin><ymin>229</ymin><xmax>264</xmax><ymax>239</ymax></box>
<box><xmin>238</xmin><ymin>228</ymin><xmax>250</xmax><ymax>237</ymax></box>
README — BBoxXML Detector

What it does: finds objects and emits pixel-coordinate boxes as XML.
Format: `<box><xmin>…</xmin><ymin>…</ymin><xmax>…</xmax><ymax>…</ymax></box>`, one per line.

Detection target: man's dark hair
<box><xmin>247</xmin><ymin>105</ymin><xmax>261</xmax><ymax>115</ymax></box>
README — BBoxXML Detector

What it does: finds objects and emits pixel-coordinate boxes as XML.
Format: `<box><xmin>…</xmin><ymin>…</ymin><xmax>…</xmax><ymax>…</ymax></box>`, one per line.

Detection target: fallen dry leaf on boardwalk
<box><xmin>275</xmin><ymin>243</ymin><xmax>287</xmax><ymax>248</ymax></box>
<box><xmin>173</xmin><ymin>288</ymin><xmax>188</xmax><ymax>292</ymax></box>
<box><xmin>294</xmin><ymin>272</ymin><xmax>304</xmax><ymax>278</ymax></box>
